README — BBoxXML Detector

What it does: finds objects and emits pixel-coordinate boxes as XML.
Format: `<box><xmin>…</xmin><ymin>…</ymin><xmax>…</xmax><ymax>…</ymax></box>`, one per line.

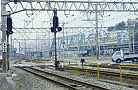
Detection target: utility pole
<box><xmin>1</xmin><ymin>0</ymin><xmax>7</xmax><ymax>72</ymax></box>
<box><xmin>62</xmin><ymin>22</ymin><xmax>65</xmax><ymax>61</ymax></box>
<box><xmin>133</xmin><ymin>23</ymin><xmax>135</xmax><ymax>54</ymax></box>
<box><xmin>62</xmin><ymin>22</ymin><xmax>68</xmax><ymax>61</ymax></box>
<box><xmin>48</xmin><ymin>31</ymin><xmax>50</xmax><ymax>53</ymax></box>
<box><xmin>95</xmin><ymin>4</ymin><xmax>99</xmax><ymax>61</ymax></box>
<box><xmin>36</xmin><ymin>32</ymin><xmax>38</xmax><ymax>51</ymax></box>
<box><xmin>25</xmin><ymin>39</ymin><xmax>27</xmax><ymax>58</ymax></box>
<box><xmin>128</xmin><ymin>19</ymin><xmax>131</xmax><ymax>54</ymax></box>
<box><xmin>19</xmin><ymin>42</ymin><xmax>21</xmax><ymax>53</ymax></box>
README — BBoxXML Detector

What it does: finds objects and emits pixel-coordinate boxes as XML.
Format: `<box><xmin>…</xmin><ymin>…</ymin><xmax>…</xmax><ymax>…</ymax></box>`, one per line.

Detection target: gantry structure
<box><xmin>6</xmin><ymin>0</ymin><xmax>138</xmax><ymax>14</ymax></box>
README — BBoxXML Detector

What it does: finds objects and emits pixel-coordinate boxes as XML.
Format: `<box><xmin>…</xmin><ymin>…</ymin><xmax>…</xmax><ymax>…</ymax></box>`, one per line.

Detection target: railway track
<box><xmin>19</xmin><ymin>67</ymin><xmax>109</xmax><ymax>90</ymax></box>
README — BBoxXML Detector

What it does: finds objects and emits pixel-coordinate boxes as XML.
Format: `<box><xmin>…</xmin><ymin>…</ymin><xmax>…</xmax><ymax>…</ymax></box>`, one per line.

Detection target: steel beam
<box><xmin>6</xmin><ymin>1</ymin><xmax>138</xmax><ymax>15</ymax></box>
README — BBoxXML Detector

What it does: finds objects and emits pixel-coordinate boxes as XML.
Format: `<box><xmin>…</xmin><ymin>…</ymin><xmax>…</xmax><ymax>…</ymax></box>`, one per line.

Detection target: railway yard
<box><xmin>0</xmin><ymin>59</ymin><xmax>137</xmax><ymax>90</ymax></box>
<box><xmin>1</xmin><ymin>0</ymin><xmax>138</xmax><ymax>90</ymax></box>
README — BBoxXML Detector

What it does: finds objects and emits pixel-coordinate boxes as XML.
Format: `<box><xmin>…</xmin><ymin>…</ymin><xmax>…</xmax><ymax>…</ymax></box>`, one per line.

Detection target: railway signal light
<box><xmin>7</xmin><ymin>16</ymin><xmax>13</xmax><ymax>35</ymax></box>
<box><xmin>53</xmin><ymin>16</ymin><xmax>59</xmax><ymax>28</ymax></box>
<box><xmin>58</xmin><ymin>27</ymin><xmax>62</xmax><ymax>32</ymax></box>
<box><xmin>51</xmin><ymin>27</ymin><xmax>55</xmax><ymax>32</ymax></box>
<box><xmin>51</xmin><ymin>8</ymin><xmax>62</xmax><ymax>33</ymax></box>
<box><xmin>14</xmin><ymin>0</ymin><xmax>18</xmax><ymax>4</ymax></box>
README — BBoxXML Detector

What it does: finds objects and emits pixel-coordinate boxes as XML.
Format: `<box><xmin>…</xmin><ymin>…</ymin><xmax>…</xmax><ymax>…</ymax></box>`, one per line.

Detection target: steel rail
<box><xmin>19</xmin><ymin>67</ymin><xmax>109</xmax><ymax>90</ymax></box>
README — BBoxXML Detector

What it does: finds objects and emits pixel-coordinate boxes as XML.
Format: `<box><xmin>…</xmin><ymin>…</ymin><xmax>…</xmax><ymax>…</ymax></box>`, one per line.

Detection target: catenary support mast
<box><xmin>1</xmin><ymin>0</ymin><xmax>7</xmax><ymax>72</ymax></box>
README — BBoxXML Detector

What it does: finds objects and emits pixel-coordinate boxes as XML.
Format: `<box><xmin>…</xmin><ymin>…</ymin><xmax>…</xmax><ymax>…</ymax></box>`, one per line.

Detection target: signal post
<box><xmin>51</xmin><ymin>8</ymin><xmax>62</xmax><ymax>70</ymax></box>
<box><xmin>1</xmin><ymin>0</ymin><xmax>13</xmax><ymax>72</ymax></box>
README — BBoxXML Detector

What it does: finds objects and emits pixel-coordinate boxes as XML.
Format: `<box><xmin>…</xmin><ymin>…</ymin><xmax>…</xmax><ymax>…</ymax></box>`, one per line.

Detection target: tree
<box><xmin>115</xmin><ymin>21</ymin><xmax>126</xmax><ymax>30</ymax></box>
<box><xmin>107</xmin><ymin>26</ymin><xmax>114</xmax><ymax>31</ymax></box>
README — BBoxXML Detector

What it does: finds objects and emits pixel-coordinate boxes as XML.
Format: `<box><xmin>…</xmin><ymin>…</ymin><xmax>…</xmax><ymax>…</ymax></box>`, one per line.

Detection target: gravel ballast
<box><xmin>7</xmin><ymin>68</ymin><xmax>69</xmax><ymax>90</ymax></box>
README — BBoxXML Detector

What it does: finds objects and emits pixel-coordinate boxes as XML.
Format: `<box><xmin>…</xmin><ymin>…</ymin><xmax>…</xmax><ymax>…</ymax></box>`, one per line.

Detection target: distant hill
<box><xmin>107</xmin><ymin>18</ymin><xmax>138</xmax><ymax>31</ymax></box>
